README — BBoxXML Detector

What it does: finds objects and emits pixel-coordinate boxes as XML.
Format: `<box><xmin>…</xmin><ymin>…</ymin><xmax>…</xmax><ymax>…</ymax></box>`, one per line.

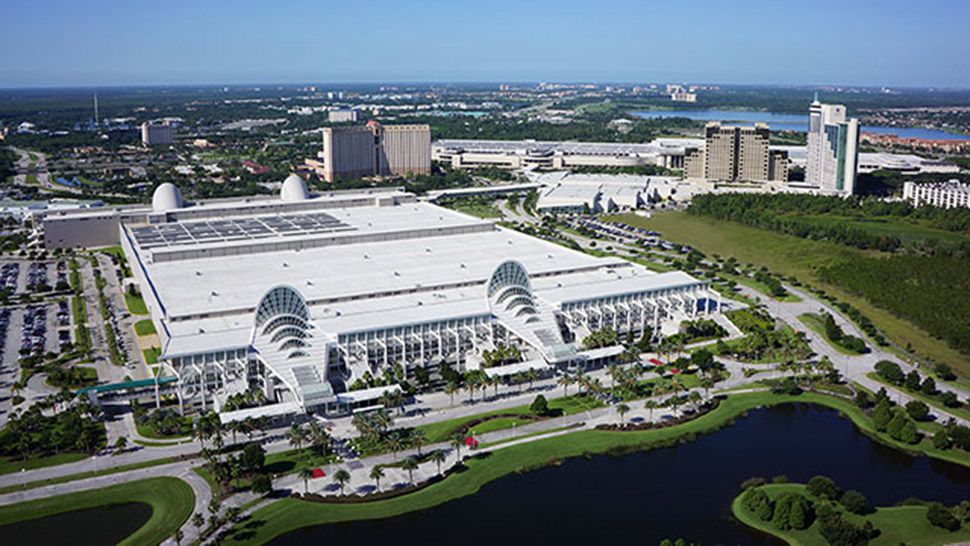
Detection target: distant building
<box><xmin>670</xmin><ymin>91</ymin><xmax>697</xmax><ymax>103</ymax></box>
<box><xmin>320</xmin><ymin>123</ymin><xmax>430</xmax><ymax>182</ymax></box>
<box><xmin>806</xmin><ymin>99</ymin><xmax>859</xmax><ymax>195</ymax></box>
<box><xmin>141</xmin><ymin>121</ymin><xmax>175</xmax><ymax>146</ymax></box>
<box><xmin>685</xmin><ymin>122</ymin><xmax>785</xmax><ymax>183</ymax></box>
<box><xmin>903</xmin><ymin>180</ymin><xmax>970</xmax><ymax>209</ymax></box>
<box><xmin>328</xmin><ymin>109</ymin><xmax>359</xmax><ymax>123</ymax></box>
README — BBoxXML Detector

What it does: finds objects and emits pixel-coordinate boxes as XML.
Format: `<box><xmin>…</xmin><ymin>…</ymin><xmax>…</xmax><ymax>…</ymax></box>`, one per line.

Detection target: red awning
<box><xmin>311</xmin><ymin>468</ymin><xmax>325</xmax><ymax>479</ymax></box>
<box><xmin>464</xmin><ymin>436</ymin><xmax>479</xmax><ymax>447</ymax></box>
<box><xmin>648</xmin><ymin>358</ymin><xmax>664</xmax><ymax>366</ymax></box>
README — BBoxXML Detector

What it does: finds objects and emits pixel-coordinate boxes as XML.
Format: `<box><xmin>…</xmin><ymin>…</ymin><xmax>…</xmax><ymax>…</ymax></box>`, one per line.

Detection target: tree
<box><xmin>788</xmin><ymin>495</ymin><xmax>812</xmax><ymax>530</ymax></box>
<box><xmin>402</xmin><ymin>456</ymin><xmax>419</xmax><ymax>485</ymax></box>
<box><xmin>288</xmin><ymin>423</ymin><xmax>308</xmax><ymax>452</ymax></box>
<box><xmin>192</xmin><ymin>512</ymin><xmax>204</xmax><ymax>528</ymax></box>
<box><xmin>926</xmin><ymin>502</ymin><xmax>960</xmax><ymax>531</ymax></box>
<box><xmin>333</xmin><ymin>468</ymin><xmax>351</xmax><ymax>494</ymax></box>
<box><xmin>530</xmin><ymin>394</ymin><xmax>549</xmax><ymax>416</ymax></box>
<box><xmin>806</xmin><ymin>475</ymin><xmax>840</xmax><ymax>500</ymax></box>
<box><xmin>840</xmin><ymin>490</ymin><xmax>871</xmax><ymax>515</ymax></box>
<box><xmin>174</xmin><ymin>528</ymin><xmax>183</xmax><ymax>546</ymax></box>
<box><xmin>113</xmin><ymin>436</ymin><xmax>128</xmax><ymax>455</ymax></box>
<box><xmin>240</xmin><ymin>443</ymin><xmax>266</xmax><ymax>474</ymax></box>
<box><xmin>921</xmin><ymin>377</ymin><xmax>937</xmax><ymax>396</ymax></box>
<box><xmin>742</xmin><ymin>487</ymin><xmax>774</xmax><ymax>522</ymax></box>
<box><xmin>251</xmin><ymin>473</ymin><xmax>273</xmax><ymax>496</ymax></box>
<box><xmin>297</xmin><ymin>466</ymin><xmax>314</xmax><ymax>494</ymax></box>
<box><xmin>871</xmin><ymin>398</ymin><xmax>893</xmax><ymax>432</ymax></box>
<box><xmin>933</xmin><ymin>429</ymin><xmax>952</xmax><ymax>450</ymax></box>
<box><xmin>431</xmin><ymin>450</ymin><xmax>447</xmax><ymax>476</ymax></box>
<box><xmin>771</xmin><ymin>493</ymin><xmax>795</xmax><ymax>530</ymax></box>
<box><xmin>451</xmin><ymin>432</ymin><xmax>465</xmax><ymax>462</ymax></box>
<box><xmin>370</xmin><ymin>465</ymin><xmax>385</xmax><ymax>492</ymax></box>
<box><xmin>874</xmin><ymin>360</ymin><xmax>904</xmax><ymax>385</ymax></box>
<box><xmin>905</xmin><ymin>400</ymin><xmax>930</xmax><ymax>421</ymax></box>
<box><xmin>887</xmin><ymin>411</ymin><xmax>918</xmax><ymax>444</ymax></box>
<box><xmin>934</xmin><ymin>363</ymin><xmax>956</xmax><ymax>381</ymax></box>
<box><xmin>644</xmin><ymin>399</ymin><xmax>660</xmax><ymax>421</ymax></box>
<box><xmin>616</xmin><ymin>403</ymin><xmax>630</xmax><ymax>424</ymax></box>
<box><xmin>904</xmin><ymin>370</ymin><xmax>922</xmax><ymax>391</ymax></box>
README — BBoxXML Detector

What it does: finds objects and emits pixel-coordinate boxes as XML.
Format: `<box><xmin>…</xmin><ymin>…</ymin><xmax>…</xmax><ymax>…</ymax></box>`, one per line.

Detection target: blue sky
<box><xmin>2</xmin><ymin>0</ymin><xmax>969</xmax><ymax>88</ymax></box>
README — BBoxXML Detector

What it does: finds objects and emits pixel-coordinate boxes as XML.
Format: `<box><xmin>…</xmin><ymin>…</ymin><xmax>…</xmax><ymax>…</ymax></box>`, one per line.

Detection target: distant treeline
<box><xmin>687</xmin><ymin>193</ymin><xmax>970</xmax><ymax>257</ymax></box>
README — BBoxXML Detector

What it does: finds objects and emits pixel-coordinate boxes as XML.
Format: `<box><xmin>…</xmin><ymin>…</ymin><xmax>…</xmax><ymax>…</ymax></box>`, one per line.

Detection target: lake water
<box><xmin>3</xmin><ymin>502</ymin><xmax>151</xmax><ymax>546</ymax></box>
<box><xmin>632</xmin><ymin>109</ymin><xmax>970</xmax><ymax>140</ymax></box>
<box><xmin>269</xmin><ymin>404</ymin><xmax>970</xmax><ymax>545</ymax></box>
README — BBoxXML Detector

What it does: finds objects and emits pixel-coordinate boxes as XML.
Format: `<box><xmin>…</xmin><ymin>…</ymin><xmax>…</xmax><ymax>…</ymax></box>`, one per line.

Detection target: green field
<box><xmin>605</xmin><ymin>211</ymin><xmax>970</xmax><ymax>378</ymax></box>
<box><xmin>733</xmin><ymin>483</ymin><xmax>970</xmax><ymax>546</ymax></box>
<box><xmin>0</xmin><ymin>477</ymin><xmax>194</xmax><ymax>546</ymax></box>
<box><xmin>143</xmin><ymin>347</ymin><xmax>161</xmax><ymax>364</ymax></box>
<box><xmin>134</xmin><ymin>318</ymin><xmax>157</xmax><ymax>336</ymax></box>
<box><xmin>416</xmin><ymin>394</ymin><xmax>601</xmax><ymax>443</ymax></box>
<box><xmin>0</xmin><ymin>452</ymin><xmax>88</xmax><ymax>476</ymax></box>
<box><xmin>797</xmin><ymin>214</ymin><xmax>970</xmax><ymax>246</ymax></box>
<box><xmin>443</xmin><ymin>198</ymin><xmax>503</xmax><ymax>219</ymax></box>
<box><xmin>221</xmin><ymin>391</ymin><xmax>970</xmax><ymax>544</ymax></box>
<box><xmin>124</xmin><ymin>293</ymin><xmax>148</xmax><ymax>315</ymax></box>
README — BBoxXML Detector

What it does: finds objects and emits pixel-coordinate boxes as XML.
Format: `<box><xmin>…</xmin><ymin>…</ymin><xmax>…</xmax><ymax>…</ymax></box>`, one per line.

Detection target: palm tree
<box><xmin>558</xmin><ymin>374</ymin><xmax>573</xmax><ymax>396</ymax></box>
<box><xmin>387</xmin><ymin>435</ymin><xmax>404</xmax><ymax>461</ymax></box>
<box><xmin>402</xmin><ymin>456</ymin><xmax>419</xmax><ymax>485</ymax></box>
<box><xmin>700</xmin><ymin>376</ymin><xmax>716</xmax><ymax>398</ymax></box>
<box><xmin>687</xmin><ymin>391</ymin><xmax>703</xmax><ymax>411</ymax></box>
<box><xmin>288</xmin><ymin>423</ymin><xmax>307</xmax><ymax>452</ymax></box>
<box><xmin>412</xmin><ymin>429</ymin><xmax>427</xmax><ymax>456</ymax></box>
<box><xmin>526</xmin><ymin>369</ymin><xmax>539</xmax><ymax>390</ymax></box>
<box><xmin>297</xmin><ymin>465</ymin><xmax>314</xmax><ymax>494</ymax></box>
<box><xmin>445</xmin><ymin>381</ymin><xmax>459</xmax><ymax>405</ymax></box>
<box><xmin>616</xmin><ymin>403</ymin><xmax>630</xmax><ymax>424</ymax></box>
<box><xmin>307</xmin><ymin>422</ymin><xmax>331</xmax><ymax>455</ymax></box>
<box><xmin>334</xmin><ymin>468</ymin><xmax>351</xmax><ymax>494</ymax></box>
<box><xmin>431</xmin><ymin>449</ymin><xmax>447</xmax><ymax>475</ymax></box>
<box><xmin>644</xmin><ymin>399</ymin><xmax>659</xmax><ymax>421</ymax></box>
<box><xmin>451</xmin><ymin>432</ymin><xmax>465</xmax><ymax>462</ymax></box>
<box><xmin>369</xmin><ymin>465</ymin><xmax>385</xmax><ymax>492</ymax></box>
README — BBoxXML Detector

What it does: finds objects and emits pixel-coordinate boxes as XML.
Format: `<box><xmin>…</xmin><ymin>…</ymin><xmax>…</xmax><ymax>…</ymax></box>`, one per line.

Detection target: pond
<box><xmin>4</xmin><ymin>502</ymin><xmax>151</xmax><ymax>546</ymax></box>
<box><xmin>271</xmin><ymin>404</ymin><xmax>969</xmax><ymax>545</ymax></box>
<box><xmin>631</xmin><ymin>109</ymin><xmax>970</xmax><ymax>140</ymax></box>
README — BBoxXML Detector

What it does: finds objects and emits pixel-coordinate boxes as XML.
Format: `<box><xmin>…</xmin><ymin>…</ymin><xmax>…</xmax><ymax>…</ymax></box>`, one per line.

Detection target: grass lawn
<box><xmin>135</xmin><ymin>418</ymin><xmax>193</xmax><ymax>440</ymax></box>
<box><xmin>0</xmin><ymin>452</ymin><xmax>88</xmax><ymax>476</ymax></box>
<box><xmin>732</xmin><ymin>483</ymin><xmax>970</xmax><ymax>546</ymax></box>
<box><xmin>124</xmin><ymin>292</ymin><xmax>148</xmax><ymax>315</ymax></box>
<box><xmin>143</xmin><ymin>346</ymin><xmax>161</xmax><ymax>364</ymax></box>
<box><xmin>0</xmin><ymin>477</ymin><xmax>194</xmax><ymax>546</ymax></box>
<box><xmin>416</xmin><ymin>393</ymin><xmax>602</xmax><ymax>443</ymax></box>
<box><xmin>798</xmin><ymin>313</ymin><xmax>865</xmax><ymax>355</ymax></box>
<box><xmin>865</xmin><ymin>372</ymin><xmax>970</xmax><ymax>422</ymax></box>
<box><xmin>133</xmin><ymin>318</ymin><xmax>157</xmax><ymax>336</ymax></box>
<box><xmin>221</xmin><ymin>391</ymin><xmax>970</xmax><ymax>544</ymax></box>
<box><xmin>722</xmin><ymin>272</ymin><xmax>802</xmax><ymax>303</ymax></box>
<box><xmin>0</xmin><ymin>456</ymin><xmax>178</xmax><ymax>495</ymax></box>
<box><xmin>606</xmin><ymin>211</ymin><xmax>970</xmax><ymax>378</ymax></box>
<box><xmin>25</xmin><ymin>174</ymin><xmax>38</xmax><ymax>185</ymax></box>
<box><xmin>444</xmin><ymin>199</ymin><xmax>503</xmax><ymax>219</ymax></box>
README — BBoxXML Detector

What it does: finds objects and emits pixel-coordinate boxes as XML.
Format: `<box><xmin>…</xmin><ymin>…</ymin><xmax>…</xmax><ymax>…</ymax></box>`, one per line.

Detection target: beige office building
<box><xmin>377</xmin><ymin>124</ymin><xmax>432</xmax><ymax>177</ymax></box>
<box><xmin>320</xmin><ymin>123</ymin><xmax>430</xmax><ymax>182</ymax></box>
<box><xmin>688</xmin><ymin>122</ymin><xmax>784</xmax><ymax>183</ymax></box>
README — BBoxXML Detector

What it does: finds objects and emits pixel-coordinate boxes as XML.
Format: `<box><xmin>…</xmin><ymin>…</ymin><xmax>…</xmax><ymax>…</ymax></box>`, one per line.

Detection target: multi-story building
<box><xmin>41</xmin><ymin>176</ymin><xmax>717</xmax><ymax>420</ymax></box>
<box><xmin>140</xmin><ymin>121</ymin><xmax>175</xmax><ymax>146</ymax></box>
<box><xmin>688</xmin><ymin>122</ymin><xmax>781</xmax><ymax>183</ymax></box>
<box><xmin>328</xmin><ymin>109</ymin><xmax>359</xmax><ymax>123</ymax></box>
<box><xmin>376</xmin><ymin>123</ymin><xmax>432</xmax><ymax>178</ymax></box>
<box><xmin>903</xmin><ymin>180</ymin><xmax>970</xmax><ymax>209</ymax></box>
<box><xmin>320</xmin><ymin>123</ymin><xmax>430</xmax><ymax>182</ymax></box>
<box><xmin>321</xmin><ymin>126</ymin><xmax>377</xmax><ymax>181</ymax></box>
<box><xmin>670</xmin><ymin>91</ymin><xmax>697</xmax><ymax>103</ymax></box>
<box><xmin>806</xmin><ymin>99</ymin><xmax>859</xmax><ymax>195</ymax></box>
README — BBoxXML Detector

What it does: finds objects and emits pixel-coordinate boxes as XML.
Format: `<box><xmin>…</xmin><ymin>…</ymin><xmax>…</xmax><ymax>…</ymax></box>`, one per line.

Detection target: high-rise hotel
<box><xmin>319</xmin><ymin>122</ymin><xmax>431</xmax><ymax>182</ymax></box>
<box><xmin>806</xmin><ymin>98</ymin><xmax>860</xmax><ymax>195</ymax></box>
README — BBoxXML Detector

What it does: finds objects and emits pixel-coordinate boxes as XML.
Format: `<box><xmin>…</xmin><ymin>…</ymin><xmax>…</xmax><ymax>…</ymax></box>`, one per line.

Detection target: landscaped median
<box><xmin>220</xmin><ymin>390</ymin><xmax>970</xmax><ymax>545</ymax></box>
<box><xmin>0</xmin><ymin>477</ymin><xmax>194</xmax><ymax>546</ymax></box>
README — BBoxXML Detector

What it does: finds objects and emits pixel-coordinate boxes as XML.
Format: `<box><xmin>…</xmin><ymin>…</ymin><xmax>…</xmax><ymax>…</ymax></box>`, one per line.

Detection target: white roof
<box><xmin>482</xmin><ymin>359</ymin><xmax>550</xmax><ymax>378</ymax></box>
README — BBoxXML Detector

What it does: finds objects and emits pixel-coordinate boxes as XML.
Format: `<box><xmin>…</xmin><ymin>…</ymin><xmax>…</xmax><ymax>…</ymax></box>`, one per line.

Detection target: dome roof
<box><xmin>152</xmin><ymin>183</ymin><xmax>184</xmax><ymax>212</ymax></box>
<box><xmin>280</xmin><ymin>173</ymin><xmax>310</xmax><ymax>202</ymax></box>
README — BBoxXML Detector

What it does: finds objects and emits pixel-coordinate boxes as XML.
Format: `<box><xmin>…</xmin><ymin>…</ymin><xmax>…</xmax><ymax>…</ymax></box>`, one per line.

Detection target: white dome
<box><xmin>152</xmin><ymin>183</ymin><xmax>184</xmax><ymax>212</ymax></box>
<box><xmin>280</xmin><ymin>173</ymin><xmax>310</xmax><ymax>202</ymax></box>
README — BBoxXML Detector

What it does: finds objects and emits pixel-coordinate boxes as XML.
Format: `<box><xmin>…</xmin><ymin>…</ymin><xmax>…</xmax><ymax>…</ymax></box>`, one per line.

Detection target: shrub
<box><xmin>530</xmin><ymin>395</ymin><xmax>549</xmax><ymax>416</ymax></box>
<box><xmin>840</xmin><ymin>490</ymin><xmax>872</xmax><ymax>515</ymax></box>
<box><xmin>807</xmin><ymin>475</ymin><xmax>840</xmax><ymax>500</ymax></box>
<box><xmin>921</xmin><ymin>377</ymin><xmax>938</xmax><ymax>396</ymax></box>
<box><xmin>926</xmin><ymin>502</ymin><xmax>960</xmax><ymax>531</ymax></box>
<box><xmin>872</xmin><ymin>399</ymin><xmax>893</xmax><ymax>432</ymax></box>
<box><xmin>740</xmin><ymin>477</ymin><xmax>767</xmax><ymax>490</ymax></box>
<box><xmin>934</xmin><ymin>363</ymin><xmax>956</xmax><ymax>381</ymax></box>
<box><xmin>940</xmin><ymin>391</ymin><xmax>960</xmax><ymax>408</ymax></box>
